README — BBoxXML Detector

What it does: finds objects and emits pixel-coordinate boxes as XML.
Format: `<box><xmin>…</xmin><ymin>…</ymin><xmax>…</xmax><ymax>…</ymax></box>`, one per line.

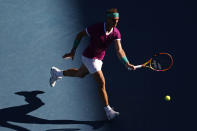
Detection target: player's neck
<box><xmin>105</xmin><ymin>23</ymin><xmax>113</xmax><ymax>33</ymax></box>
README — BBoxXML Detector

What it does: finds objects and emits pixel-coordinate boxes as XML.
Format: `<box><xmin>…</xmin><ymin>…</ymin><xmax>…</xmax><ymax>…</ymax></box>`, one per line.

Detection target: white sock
<box><xmin>104</xmin><ymin>105</ymin><xmax>112</xmax><ymax>112</ymax></box>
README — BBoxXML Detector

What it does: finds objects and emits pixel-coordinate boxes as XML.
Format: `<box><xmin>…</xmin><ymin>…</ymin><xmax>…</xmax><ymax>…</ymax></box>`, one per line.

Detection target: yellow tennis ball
<box><xmin>165</xmin><ymin>95</ymin><xmax>171</xmax><ymax>101</ymax></box>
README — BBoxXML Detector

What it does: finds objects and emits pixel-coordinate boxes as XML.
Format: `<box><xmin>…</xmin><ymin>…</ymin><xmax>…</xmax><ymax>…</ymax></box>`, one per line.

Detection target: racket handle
<box><xmin>128</xmin><ymin>65</ymin><xmax>143</xmax><ymax>70</ymax></box>
<box><xmin>134</xmin><ymin>65</ymin><xmax>143</xmax><ymax>69</ymax></box>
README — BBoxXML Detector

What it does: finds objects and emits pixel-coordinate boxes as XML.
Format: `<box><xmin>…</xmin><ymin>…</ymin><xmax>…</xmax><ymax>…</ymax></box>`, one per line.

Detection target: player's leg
<box><xmin>92</xmin><ymin>71</ymin><xmax>108</xmax><ymax>106</ymax></box>
<box><xmin>93</xmin><ymin>71</ymin><xmax>119</xmax><ymax>120</ymax></box>
<box><xmin>49</xmin><ymin>64</ymin><xmax>89</xmax><ymax>87</ymax></box>
<box><xmin>63</xmin><ymin>64</ymin><xmax>89</xmax><ymax>78</ymax></box>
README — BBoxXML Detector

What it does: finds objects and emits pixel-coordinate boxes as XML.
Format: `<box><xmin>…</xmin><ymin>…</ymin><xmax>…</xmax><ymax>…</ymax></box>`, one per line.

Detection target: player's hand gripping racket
<box><xmin>133</xmin><ymin>53</ymin><xmax>174</xmax><ymax>71</ymax></box>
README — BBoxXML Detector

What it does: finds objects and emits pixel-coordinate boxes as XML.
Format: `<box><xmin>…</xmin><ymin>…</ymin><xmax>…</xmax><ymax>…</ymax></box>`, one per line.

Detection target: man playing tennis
<box><xmin>50</xmin><ymin>8</ymin><xmax>136</xmax><ymax>120</ymax></box>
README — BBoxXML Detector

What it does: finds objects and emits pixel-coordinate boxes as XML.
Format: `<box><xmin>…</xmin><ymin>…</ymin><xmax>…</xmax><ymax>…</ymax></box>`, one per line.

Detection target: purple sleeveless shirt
<box><xmin>83</xmin><ymin>22</ymin><xmax>121</xmax><ymax>60</ymax></box>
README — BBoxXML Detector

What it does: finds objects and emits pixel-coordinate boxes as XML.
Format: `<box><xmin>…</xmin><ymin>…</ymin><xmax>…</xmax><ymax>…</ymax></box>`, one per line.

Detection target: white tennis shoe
<box><xmin>49</xmin><ymin>66</ymin><xmax>62</xmax><ymax>87</ymax></box>
<box><xmin>106</xmin><ymin>108</ymin><xmax>120</xmax><ymax>120</ymax></box>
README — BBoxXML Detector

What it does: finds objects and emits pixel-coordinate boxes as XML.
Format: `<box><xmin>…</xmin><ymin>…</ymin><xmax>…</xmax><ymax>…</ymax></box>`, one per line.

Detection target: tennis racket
<box><xmin>132</xmin><ymin>53</ymin><xmax>174</xmax><ymax>71</ymax></box>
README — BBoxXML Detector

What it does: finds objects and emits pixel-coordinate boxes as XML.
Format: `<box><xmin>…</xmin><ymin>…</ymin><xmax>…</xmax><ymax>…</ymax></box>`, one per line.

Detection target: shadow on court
<box><xmin>46</xmin><ymin>128</ymin><xmax>80</xmax><ymax>131</ymax></box>
<box><xmin>0</xmin><ymin>91</ymin><xmax>107</xmax><ymax>131</ymax></box>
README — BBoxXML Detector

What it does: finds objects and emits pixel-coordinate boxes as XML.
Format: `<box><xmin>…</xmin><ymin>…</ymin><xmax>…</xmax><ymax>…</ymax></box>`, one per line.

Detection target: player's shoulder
<box><xmin>113</xmin><ymin>27</ymin><xmax>121</xmax><ymax>37</ymax></box>
<box><xmin>113</xmin><ymin>27</ymin><xmax>120</xmax><ymax>33</ymax></box>
<box><xmin>88</xmin><ymin>22</ymin><xmax>104</xmax><ymax>28</ymax></box>
<box><xmin>86</xmin><ymin>22</ymin><xmax>104</xmax><ymax>34</ymax></box>
<box><xmin>113</xmin><ymin>27</ymin><xmax>121</xmax><ymax>39</ymax></box>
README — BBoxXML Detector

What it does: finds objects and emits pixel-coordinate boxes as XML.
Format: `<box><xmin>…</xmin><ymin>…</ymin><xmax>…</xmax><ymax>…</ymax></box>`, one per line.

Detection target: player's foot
<box><xmin>106</xmin><ymin>108</ymin><xmax>120</xmax><ymax>120</ymax></box>
<box><xmin>49</xmin><ymin>66</ymin><xmax>62</xmax><ymax>87</ymax></box>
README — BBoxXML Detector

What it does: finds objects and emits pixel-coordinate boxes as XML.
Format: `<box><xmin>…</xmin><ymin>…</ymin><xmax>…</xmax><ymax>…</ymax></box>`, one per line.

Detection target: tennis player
<box><xmin>50</xmin><ymin>8</ymin><xmax>136</xmax><ymax>120</ymax></box>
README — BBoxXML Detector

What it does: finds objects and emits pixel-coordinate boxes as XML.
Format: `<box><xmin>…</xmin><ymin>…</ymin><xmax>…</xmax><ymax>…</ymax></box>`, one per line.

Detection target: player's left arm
<box><xmin>114</xmin><ymin>39</ymin><xmax>136</xmax><ymax>70</ymax></box>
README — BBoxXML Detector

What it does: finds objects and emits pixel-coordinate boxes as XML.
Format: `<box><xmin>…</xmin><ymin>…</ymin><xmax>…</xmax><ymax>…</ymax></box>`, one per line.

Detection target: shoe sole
<box><xmin>107</xmin><ymin>112</ymin><xmax>120</xmax><ymax>120</ymax></box>
<box><xmin>49</xmin><ymin>67</ymin><xmax>56</xmax><ymax>87</ymax></box>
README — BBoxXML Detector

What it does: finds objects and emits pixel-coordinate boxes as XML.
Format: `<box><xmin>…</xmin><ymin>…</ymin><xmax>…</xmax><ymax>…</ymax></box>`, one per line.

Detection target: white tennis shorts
<box><xmin>82</xmin><ymin>56</ymin><xmax>103</xmax><ymax>74</ymax></box>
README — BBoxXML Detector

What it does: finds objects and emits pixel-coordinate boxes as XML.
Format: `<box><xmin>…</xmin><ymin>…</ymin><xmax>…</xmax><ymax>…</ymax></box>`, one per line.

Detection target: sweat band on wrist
<box><xmin>121</xmin><ymin>56</ymin><xmax>129</xmax><ymax>64</ymax></box>
<box><xmin>73</xmin><ymin>39</ymin><xmax>80</xmax><ymax>49</ymax></box>
<box><xmin>106</xmin><ymin>13</ymin><xmax>119</xmax><ymax>18</ymax></box>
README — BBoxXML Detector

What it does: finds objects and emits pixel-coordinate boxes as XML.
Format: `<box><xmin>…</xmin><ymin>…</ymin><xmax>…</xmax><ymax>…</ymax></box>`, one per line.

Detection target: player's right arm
<box><xmin>114</xmin><ymin>39</ymin><xmax>136</xmax><ymax>70</ymax></box>
<box><xmin>62</xmin><ymin>30</ymin><xmax>87</xmax><ymax>60</ymax></box>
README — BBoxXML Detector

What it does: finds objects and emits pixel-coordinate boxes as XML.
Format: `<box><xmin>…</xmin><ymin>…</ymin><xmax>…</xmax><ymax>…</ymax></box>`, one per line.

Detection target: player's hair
<box><xmin>106</xmin><ymin>8</ymin><xmax>118</xmax><ymax>14</ymax></box>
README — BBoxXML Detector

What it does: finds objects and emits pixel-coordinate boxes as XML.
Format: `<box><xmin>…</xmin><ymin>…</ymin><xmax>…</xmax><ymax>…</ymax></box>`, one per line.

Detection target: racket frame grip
<box><xmin>134</xmin><ymin>65</ymin><xmax>143</xmax><ymax>69</ymax></box>
<box><xmin>128</xmin><ymin>65</ymin><xmax>143</xmax><ymax>70</ymax></box>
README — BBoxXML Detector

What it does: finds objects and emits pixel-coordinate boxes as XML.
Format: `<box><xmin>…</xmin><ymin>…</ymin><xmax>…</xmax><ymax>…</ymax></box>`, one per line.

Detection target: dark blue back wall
<box><xmin>78</xmin><ymin>0</ymin><xmax>196</xmax><ymax>130</ymax></box>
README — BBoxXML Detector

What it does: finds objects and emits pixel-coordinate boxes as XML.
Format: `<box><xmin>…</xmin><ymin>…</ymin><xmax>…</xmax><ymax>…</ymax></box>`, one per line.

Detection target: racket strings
<box><xmin>151</xmin><ymin>60</ymin><xmax>162</xmax><ymax>69</ymax></box>
<box><xmin>151</xmin><ymin>54</ymin><xmax>172</xmax><ymax>70</ymax></box>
